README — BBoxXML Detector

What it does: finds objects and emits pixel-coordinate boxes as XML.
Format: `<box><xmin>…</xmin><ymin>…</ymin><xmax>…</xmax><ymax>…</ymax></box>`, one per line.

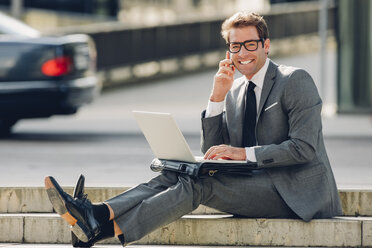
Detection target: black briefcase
<box><xmin>150</xmin><ymin>158</ymin><xmax>258</xmax><ymax>178</ymax></box>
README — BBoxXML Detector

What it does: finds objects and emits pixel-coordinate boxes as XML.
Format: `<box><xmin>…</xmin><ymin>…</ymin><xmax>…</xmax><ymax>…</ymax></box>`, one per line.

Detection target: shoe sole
<box><xmin>45</xmin><ymin>176</ymin><xmax>91</xmax><ymax>242</ymax></box>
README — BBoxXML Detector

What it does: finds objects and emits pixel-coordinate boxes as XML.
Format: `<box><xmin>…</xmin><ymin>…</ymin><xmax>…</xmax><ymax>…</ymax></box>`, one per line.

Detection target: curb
<box><xmin>1</xmin><ymin>187</ymin><xmax>372</xmax><ymax>217</ymax></box>
<box><xmin>0</xmin><ymin>214</ymin><xmax>369</xmax><ymax>247</ymax></box>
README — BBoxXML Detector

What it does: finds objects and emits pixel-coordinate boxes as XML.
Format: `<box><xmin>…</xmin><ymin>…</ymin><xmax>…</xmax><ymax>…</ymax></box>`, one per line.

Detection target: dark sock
<box><xmin>92</xmin><ymin>203</ymin><xmax>110</xmax><ymax>224</ymax></box>
<box><xmin>118</xmin><ymin>234</ymin><xmax>125</xmax><ymax>245</ymax></box>
<box><xmin>99</xmin><ymin>220</ymin><xmax>114</xmax><ymax>238</ymax></box>
<box><xmin>92</xmin><ymin>204</ymin><xmax>121</xmax><ymax>245</ymax></box>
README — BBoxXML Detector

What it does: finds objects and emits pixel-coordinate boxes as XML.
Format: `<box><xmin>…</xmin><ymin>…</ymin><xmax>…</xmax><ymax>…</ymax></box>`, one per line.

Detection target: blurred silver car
<box><xmin>0</xmin><ymin>12</ymin><xmax>99</xmax><ymax>135</ymax></box>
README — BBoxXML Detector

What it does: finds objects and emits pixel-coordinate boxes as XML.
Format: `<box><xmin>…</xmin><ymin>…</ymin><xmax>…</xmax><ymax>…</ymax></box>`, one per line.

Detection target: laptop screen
<box><xmin>133</xmin><ymin>111</ymin><xmax>197</xmax><ymax>163</ymax></box>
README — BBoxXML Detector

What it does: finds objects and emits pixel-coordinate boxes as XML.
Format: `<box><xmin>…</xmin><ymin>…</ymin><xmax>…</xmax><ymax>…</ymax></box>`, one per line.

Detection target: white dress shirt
<box><xmin>205</xmin><ymin>58</ymin><xmax>271</xmax><ymax>162</ymax></box>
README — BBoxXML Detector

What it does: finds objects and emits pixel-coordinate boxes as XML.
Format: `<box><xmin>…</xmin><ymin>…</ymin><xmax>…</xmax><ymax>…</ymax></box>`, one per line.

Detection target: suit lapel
<box><xmin>257</xmin><ymin>61</ymin><xmax>277</xmax><ymax>118</ymax></box>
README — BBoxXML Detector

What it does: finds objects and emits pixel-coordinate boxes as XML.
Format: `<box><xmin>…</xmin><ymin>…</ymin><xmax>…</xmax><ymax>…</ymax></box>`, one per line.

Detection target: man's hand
<box><xmin>204</xmin><ymin>144</ymin><xmax>246</xmax><ymax>161</ymax></box>
<box><xmin>210</xmin><ymin>51</ymin><xmax>235</xmax><ymax>102</ymax></box>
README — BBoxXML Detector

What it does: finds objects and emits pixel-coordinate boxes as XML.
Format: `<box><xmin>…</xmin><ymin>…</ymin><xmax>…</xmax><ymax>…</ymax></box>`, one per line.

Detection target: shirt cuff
<box><xmin>245</xmin><ymin>147</ymin><xmax>257</xmax><ymax>162</ymax></box>
<box><xmin>205</xmin><ymin>100</ymin><xmax>224</xmax><ymax>118</ymax></box>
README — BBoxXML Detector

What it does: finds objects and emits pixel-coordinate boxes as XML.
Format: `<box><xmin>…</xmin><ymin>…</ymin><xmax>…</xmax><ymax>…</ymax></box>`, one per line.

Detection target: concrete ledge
<box><xmin>1</xmin><ymin>187</ymin><xmax>371</xmax><ymax>217</ymax></box>
<box><xmin>339</xmin><ymin>190</ymin><xmax>372</xmax><ymax>216</ymax></box>
<box><xmin>0</xmin><ymin>214</ymin><xmax>367</xmax><ymax>247</ymax></box>
<box><xmin>363</xmin><ymin>219</ymin><xmax>372</xmax><ymax>247</ymax></box>
<box><xmin>140</xmin><ymin>216</ymin><xmax>362</xmax><ymax>247</ymax></box>
<box><xmin>0</xmin><ymin>187</ymin><xmax>129</xmax><ymax>213</ymax></box>
<box><xmin>0</xmin><ymin>215</ymin><xmax>23</xmax><ymax>242</ymax></box>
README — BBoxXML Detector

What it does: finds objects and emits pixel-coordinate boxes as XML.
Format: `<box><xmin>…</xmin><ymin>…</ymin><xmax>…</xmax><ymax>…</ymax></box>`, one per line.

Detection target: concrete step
<box><xmin>0</xmin><ymin>186</ymin><xmax>222</xmax><ymax>215</ymax></box>
<box><xmin>0</xmin><ymin>245</ymin><xmax>337</xmax><ymax>248</ymax></box>
<box><xmin>1</xmin><ymin>186</ymin><xmax>371</xmax><ymax>216</ymax></box>
<box><xmin>0</xmin><ymin>245</ymin><xmax>345</xmax><ymax>248</ymax></box>
<box><xmin>0</xmin><ymin>213</ymin><xmax>371</xmax><ymax>247</ymax></box>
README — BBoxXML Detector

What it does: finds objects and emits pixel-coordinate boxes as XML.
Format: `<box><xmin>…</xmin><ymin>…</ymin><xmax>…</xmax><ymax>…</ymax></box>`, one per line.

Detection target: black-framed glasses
<box><xmin>227</xmin><ymin>39</ymin><xmax>264</xmax><ymax>53</ymax></box>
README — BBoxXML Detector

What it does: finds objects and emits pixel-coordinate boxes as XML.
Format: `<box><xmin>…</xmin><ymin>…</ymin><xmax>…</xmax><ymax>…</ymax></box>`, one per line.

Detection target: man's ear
<box><xmin>264</xmin><ymin>39</ymin><xmax>270</xmax><ymax>55</ymax></box>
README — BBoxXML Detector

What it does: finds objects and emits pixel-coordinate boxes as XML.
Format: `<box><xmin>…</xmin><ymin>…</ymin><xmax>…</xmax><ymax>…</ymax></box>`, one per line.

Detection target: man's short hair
<box><xmin>221</xmin><ymin>12</ymin><xmax>269</xmax><ymax>42</ymax></box>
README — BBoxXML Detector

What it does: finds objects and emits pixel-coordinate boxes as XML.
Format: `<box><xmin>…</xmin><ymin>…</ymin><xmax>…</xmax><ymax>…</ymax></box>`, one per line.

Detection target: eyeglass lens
<box><xmin>229</xmin><ymin>40</ymin><xmax>260</xmax><ymax>53</ymax></box>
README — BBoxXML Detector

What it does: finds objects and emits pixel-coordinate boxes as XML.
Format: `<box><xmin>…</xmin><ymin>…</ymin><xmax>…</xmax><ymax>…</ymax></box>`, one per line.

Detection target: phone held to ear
<box><xmin>227</xmin><ymin>51</ymin><xmax>235</xmax><ymax>72</ymax></box>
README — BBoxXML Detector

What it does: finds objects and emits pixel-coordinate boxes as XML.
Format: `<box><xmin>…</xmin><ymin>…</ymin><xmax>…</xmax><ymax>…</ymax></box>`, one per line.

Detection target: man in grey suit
<box><xmin>44</xmin><ymin>11</ymin><xmax>342</xmax><ymax>247</ymax></box>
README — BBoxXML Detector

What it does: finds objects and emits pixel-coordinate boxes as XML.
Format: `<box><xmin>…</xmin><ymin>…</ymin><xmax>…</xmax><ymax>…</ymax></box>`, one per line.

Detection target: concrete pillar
<box><xmin>10</xmin><ymin>0</ymin><xmax>23</xmax><ymax>19</ymax></box>
<box><xmin>337</xmin><ymin>0</ymin><xmax>372</xmax><ymax>113</ymax></box>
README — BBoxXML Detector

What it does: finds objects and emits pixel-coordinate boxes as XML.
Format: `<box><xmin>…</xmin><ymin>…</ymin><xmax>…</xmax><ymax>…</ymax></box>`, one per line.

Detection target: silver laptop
<box><xmin>133</xmin><ymin>110</ymin><xmax>246</xmax><ymax>164</ymax></box>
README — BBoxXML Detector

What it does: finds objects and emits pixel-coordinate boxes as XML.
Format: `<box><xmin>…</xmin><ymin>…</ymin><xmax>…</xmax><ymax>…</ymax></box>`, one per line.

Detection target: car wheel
<box><xmin>0</xmin><ymin>119</ymin><xmax>18</xmax><ymax>137</ymax></box>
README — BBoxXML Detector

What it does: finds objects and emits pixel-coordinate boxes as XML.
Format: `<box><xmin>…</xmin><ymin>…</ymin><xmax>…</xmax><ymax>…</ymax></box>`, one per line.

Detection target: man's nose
<box><xmin>238</xmin><ymin>47</ymin><xmax>251</xmax><ymax>57</ymax></box>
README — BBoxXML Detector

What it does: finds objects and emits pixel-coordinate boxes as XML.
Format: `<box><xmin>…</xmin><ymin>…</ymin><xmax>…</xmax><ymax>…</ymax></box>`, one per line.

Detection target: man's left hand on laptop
<box><xmin>204</xmin><ymin>144</ymin><xmax>246</xmax><ymax>161</ymax></box>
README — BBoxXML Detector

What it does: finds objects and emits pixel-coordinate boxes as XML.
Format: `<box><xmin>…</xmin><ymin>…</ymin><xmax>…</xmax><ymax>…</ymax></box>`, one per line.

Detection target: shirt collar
<box><xmin>245</xmin><ymin>58</ymin><xmax>270</xmax><ymax>90</ymax></box>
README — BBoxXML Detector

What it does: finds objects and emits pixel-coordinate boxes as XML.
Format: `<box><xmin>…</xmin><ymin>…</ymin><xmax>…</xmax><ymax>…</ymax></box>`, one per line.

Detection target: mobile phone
<box><xmin>229</xmin><ymin>52</ymin><xmax>235</xmax><ymax>71</ymax></box>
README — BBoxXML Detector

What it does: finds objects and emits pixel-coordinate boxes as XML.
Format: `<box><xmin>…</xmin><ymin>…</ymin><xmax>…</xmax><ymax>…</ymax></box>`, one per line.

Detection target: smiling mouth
<box><xmin>239</xmin><ymin>59</ymin><xmax>253</xmax><ymax>65</ymax></box>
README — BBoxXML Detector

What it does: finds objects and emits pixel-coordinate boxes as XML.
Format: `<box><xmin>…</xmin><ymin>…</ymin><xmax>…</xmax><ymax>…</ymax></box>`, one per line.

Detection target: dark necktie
<box><xmin>243</xmin><ymin>81</ymin><xmax>257</xmax><ymax>147</ymax></box>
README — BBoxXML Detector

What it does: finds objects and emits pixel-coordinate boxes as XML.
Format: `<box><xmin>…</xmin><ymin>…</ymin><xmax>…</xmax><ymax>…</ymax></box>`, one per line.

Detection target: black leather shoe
<box><xmin>73</xmin><ymin>220</ymin><xmax>116</xmax><ymax>247</ymax></box>
<box><xmin>71</xmin><ymin>175</ymin><xmax>94</xmax><ymax>247</ymax></box>
<box><xmin>73</xmin><ymin>174</ymin><xmax>86</xmax><ymax>200</ymax></box>
<box><xmin>71</xmin><ymin>175</ymin><xmax>115</xmax><ymax>247</ymax></box>
<box><xmin>45</xmin><ymin>176</ymin><xmax>101</xmax><ymax>243</ymax></box>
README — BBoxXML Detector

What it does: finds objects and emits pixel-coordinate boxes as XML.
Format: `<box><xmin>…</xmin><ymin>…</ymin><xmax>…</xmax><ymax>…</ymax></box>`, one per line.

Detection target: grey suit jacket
<box><xmin>201</xmin><ymin>60</ymin><xmax>342</xmax><ymax>221</ymax></box>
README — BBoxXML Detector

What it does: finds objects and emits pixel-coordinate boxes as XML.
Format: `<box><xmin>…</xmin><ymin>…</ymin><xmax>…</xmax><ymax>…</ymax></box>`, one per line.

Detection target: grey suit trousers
<box><xmin>105</xmin><ymin>170</ymin><xmax>297</xmax><ymax>245</ymax></box>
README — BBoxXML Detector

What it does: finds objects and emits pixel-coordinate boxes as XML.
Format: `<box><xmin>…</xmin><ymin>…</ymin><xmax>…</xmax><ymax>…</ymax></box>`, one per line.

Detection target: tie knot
<box><xmin>248</xmin><ymin>81</ymin><xmax>256</xmax><ymax>91</ymax></box>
